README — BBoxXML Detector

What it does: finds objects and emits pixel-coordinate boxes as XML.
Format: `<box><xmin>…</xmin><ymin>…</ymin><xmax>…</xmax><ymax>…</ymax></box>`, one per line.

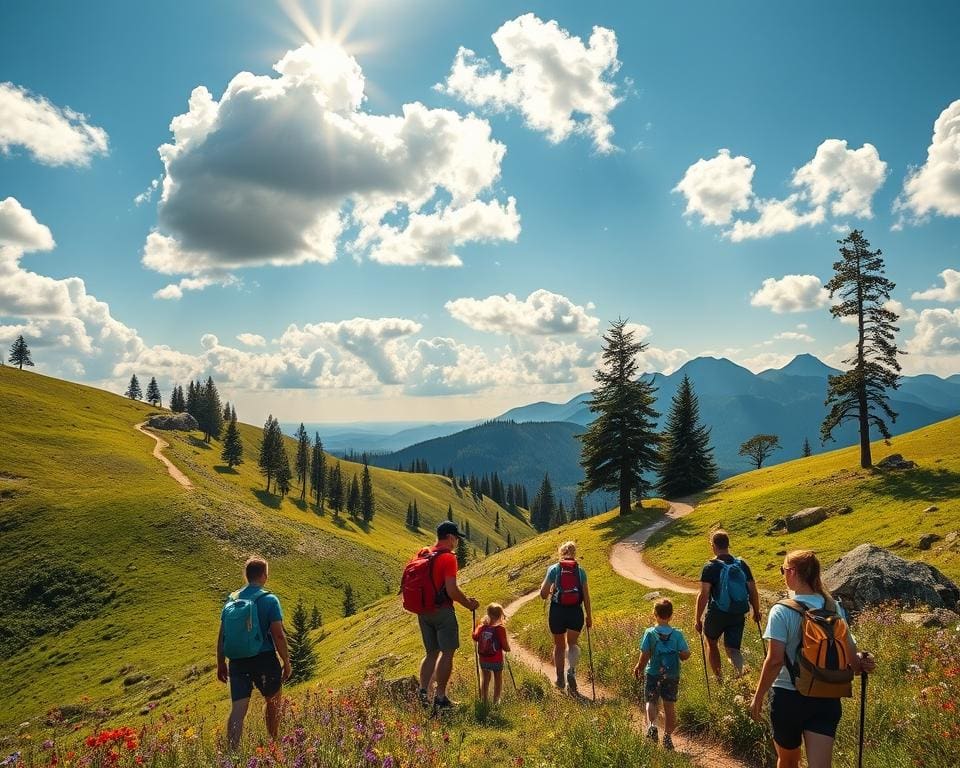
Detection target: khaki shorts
<box><xmin>418</xmin><ymin>606</ymin><xmax>459</xmax><ymax>652</ymax></box>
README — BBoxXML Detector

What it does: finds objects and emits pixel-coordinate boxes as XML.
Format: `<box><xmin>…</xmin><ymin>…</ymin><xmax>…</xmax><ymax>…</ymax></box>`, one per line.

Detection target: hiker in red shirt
<box><xmin>401</xmin><ymin>521</ymin><xmax>479</xmax><ymax>713</ymax></box>
<box><xmin>472</xmin><ymin>603</ymin><xmax>511</xmax><ymax>705</ymax></box>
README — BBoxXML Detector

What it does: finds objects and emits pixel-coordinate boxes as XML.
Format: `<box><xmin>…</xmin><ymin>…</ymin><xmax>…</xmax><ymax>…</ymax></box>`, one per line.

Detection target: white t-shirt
<box><xmin>763</xmin><ymin>593</ymin><xmax>852</xmax><ymax>691</ymax></box>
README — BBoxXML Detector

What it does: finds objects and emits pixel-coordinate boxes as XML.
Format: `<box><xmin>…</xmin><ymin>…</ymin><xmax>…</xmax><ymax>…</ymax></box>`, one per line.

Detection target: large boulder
<box><xmin>824</xmin><ymin>544</ymin><xmax>960</xmax><ymax>613</ymax></box>
<box><xmin>786</xmin><ymin>507</ymin><xmax>828</xmax><ymax>533</ymax></box>
<box><xmin>876</xmin><ymin>453</ymin><xmax>916</xmax><ymax>470</ymax></box>
<box><xmin>147</xmin><ymin>412</ymin><xmax>199</xmax><ymax>431</ymax></box>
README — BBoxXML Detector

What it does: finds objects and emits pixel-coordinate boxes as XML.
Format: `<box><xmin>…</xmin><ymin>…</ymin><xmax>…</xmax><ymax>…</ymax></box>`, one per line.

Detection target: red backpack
<box><xmin>477</xmin><ymin>625</ymin><xmax>500</xmax><ymax>657</ymax></box>
<box><xmin>555</xmin><ymin>559</ymin><xmax>583</xmax><ymax>606</ymax></box>
<box><xmin>400</xmin><ymin>548</ymin><xmax>448</xmax><ymax>614</ymax></box>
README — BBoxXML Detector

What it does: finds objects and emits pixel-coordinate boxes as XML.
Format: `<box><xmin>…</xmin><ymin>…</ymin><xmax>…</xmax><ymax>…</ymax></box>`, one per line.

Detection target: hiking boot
<box><xmin>431</xmin><ymin>696</ymin><xmax>455</xmax><ymax>715</ymax></box>
<box><xmin>417</xmin><ymin>688</ymin><xmax>429</xmax><ymax>708</ymax></box>
<box><xmin>663</xmin><ymin>734</ymin><xmax>674</xmax><ymax>751</ymax></box>
<box><xmin>646</xmin><ymin>725</ymin><xmax>659</xmax><ymax>743</ymax></box>
<box><xmin>566</xmin><ymin>669</ymin><xmax>578</xmax><ymax>694</ymax></box>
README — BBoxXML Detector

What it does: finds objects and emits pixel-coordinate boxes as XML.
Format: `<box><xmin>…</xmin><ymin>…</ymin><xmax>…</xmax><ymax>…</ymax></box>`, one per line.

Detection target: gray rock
<box><xmin>147</xmin><ymin>412</ymin><xmax>199</xmax><ymax>431</ymax></box>
<box><xmin>924</xmin><ymin>506</ymin><xmax>939</xmax><ymax>513</ymax></box>
<box><xmin>775</xmin><ymin>550</ymin><xmax>787</xmax><ymax>556</ymax></box>
<box><xmin>643</xmin><ymin>591</ymin><xmax>661</xmax><ymax>601</ymax></box>
<box><xmin>900</xmin><ymin>608</ymin><xmax>959</xmax><ymax>629</ymax></box>
<box><xmin>755</xmin><ymin>514</ymin><xmax>765</xmax><ymax>521</ymax></box>
<box><xmin>918</xmin><ymin>533</ymin><xmax>942</xmax><ymax>551</ymax></box>
<box><xmin>876</xmin><ymin>453</ymin><xmax>916</xmax><ymax>470</ymax></box>
<box><xmin>824</xmin><ymin>543</ymin><xmax>960</xmax><ymax>613</ymax></box>
<box><xmin>835</xmin><ymin>506</ymin><xmax>853</xmax><ymax>516</ymax></box>
<box><xmin>507</xmin><ymin>569</ymin><xmax>521</xmax><ymax>582</ymax></box>
<box><xmin>945</xmin><ymin>531</ymin><xmax>959</xmax><ymax>544</ymax></box>
<box><xmin>786</xmin><ymin>507</ymin><xmax>828</xmax><ymax>533</ymax></box>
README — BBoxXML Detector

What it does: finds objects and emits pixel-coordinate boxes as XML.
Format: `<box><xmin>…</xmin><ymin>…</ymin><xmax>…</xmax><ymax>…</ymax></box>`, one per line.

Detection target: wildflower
<box><xmin>42</xmin><ymin>740</ymin><xmax>55</xmax><ymax>751</ymax></box>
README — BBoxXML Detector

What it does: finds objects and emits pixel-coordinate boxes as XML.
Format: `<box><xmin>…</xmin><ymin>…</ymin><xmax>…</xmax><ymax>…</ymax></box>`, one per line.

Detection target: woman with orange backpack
<box><xmin>749</xmin><ymin>550</ymin><xmax>876</xmax><ymax>768</ymax></box>
<box><xmin>539</xmin><ymin>540</ymin><xmax>593</xmax><ymax>694</ymax></box>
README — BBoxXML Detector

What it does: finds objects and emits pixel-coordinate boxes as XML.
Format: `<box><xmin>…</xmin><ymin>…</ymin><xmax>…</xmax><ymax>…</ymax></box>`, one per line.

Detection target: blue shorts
<box><xmin>480</xmin><ymin>660</ymin><xmax>503</xmax><ymax>672</ymax></box>
<box><xmin>228</xmin><ymin>651</ymin><xmax>282</xmax><ymax>702</ymax></box>
<box><xmin>704</xmin><ymin>607</ymin><xmax>745</xmax><ymax>650</ymax></box>
<box><xmin>644</xmin><ymin>674</ymin><xmax>680</xmax><ymax>703</ymax></box>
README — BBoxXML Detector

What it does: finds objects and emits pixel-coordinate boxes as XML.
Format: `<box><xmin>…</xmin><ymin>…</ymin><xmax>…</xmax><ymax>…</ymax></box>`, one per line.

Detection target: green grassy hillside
<box><xmin>645</xmin><ymin>415</ymin><xmax>960</xmax><ymax>585</ymax></box>
<box><xmin>0</xmin><ymin>366</ymin><xmax>529</xmax><ymax>730</ymax></box>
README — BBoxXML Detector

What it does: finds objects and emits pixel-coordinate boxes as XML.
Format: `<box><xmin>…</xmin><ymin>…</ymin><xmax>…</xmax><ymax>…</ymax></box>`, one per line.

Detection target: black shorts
<box><xmin>703</xmin><ymin>607</ymin><xmax>745</xmax><ymax>649</ymax></box>
<box><xmin>770</xmin><ymin>687</ymin><xmax>842</xmax><ymax>749</ymax></box>
<box><xmin>549</xmin><ymin>602</ymin><xmax>584</xmax><ymax>635</ymax></box>
<box><xmin>229</xmin><ymin>651</ymin><xmax>282</xmax><ymax>702</ymax></box>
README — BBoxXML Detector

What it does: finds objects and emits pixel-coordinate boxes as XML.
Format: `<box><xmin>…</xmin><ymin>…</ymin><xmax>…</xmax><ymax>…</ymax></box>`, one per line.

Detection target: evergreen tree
<box><xmin>170</xmin><ymin>385</ymin><xmax>184</xmax><ymax>412</ymax></box>
<box><xmin>231</xmin><ymin>404</ymin><xmax>238</xmax><ymax>422</ymax></box>
<box><xmin>456</xmin><ymin>536</ymin><xmax>468</xmax><ymax>568</ymax></box>
<box><xmin>530</xmin><ymin>473</ymin><xmax>556</xmax><ymax>532</ymax></box>
<box><xmin>8</xmin><ymin>335</ymin><xmax>33</xmax><ymax>370</ymax></box>
<box><xmin>485</xmin><ymin>537</ymin><xmax>490</xmax><ymax>556</ymax></box>
<box><xmin>310</xmin><ymin>433</ymin><xmax>326</xmax><ymax>511</ymax></box>
<box><xmin>276</xmin><ymin>443</ymin><xmax>292</xmax><ymax>497</ymax></box>
<box><xmin>310</xmin><ymin>604</ymin><xmax>322</xmax><ymax>630</ymax></box>
<box><xmin>506</xmin><ymin>532</ymin><xmax>513</xmax><ymax>547</ymax></box>
<box><xmin>821</xmin><ymin>230</ymin><xmax>902</xmax><ymax>468</ymax></box>
<box><xmin>406</xmin><ymin>501</ymin><xmax>414</xmax><ymax>529</ymax></box>
<box><xmin>343</xmin><ymin>585</ymin><xmax>357</xmax><ymax>617</ymax></box>
<box><xmin>258</xmin><ymin>415</ymin><xmax>282</xmax><ymax>493</ymax></box>
<box><xmin>295</xmin><ymin>423</ymin><xmax>310</xmax><ymax>502</ymax></box>
<box><xmin>220</xmin><ymin>413</ymin><xmax>244</xmax><ymax>468</ymax></box>
<box><xmin>199</xmin><ymin>377</ymin><xmax>224</xmax><ymax>442</ymax></box>
<box><xmin>360</xmin><ymin>458</ymin><xmax>375</xmax><ymax>523</ymax></box>
<box><xmin>573</xmin><ymin>492</ymin><xmax>587</xmax><ymax>521</ymax></box>
<box><xmin>738</xmin><ymin>434</ymin><xmax>781</xmax><ymax>470</ymax></box>
<box><xmin>447</xmin><ymin>504</ymin><xmax>454</xmax><ymax>522</ymax></box>
<box><xmin>465</xmin><ymin>519</ymin><xmax>471</xmax><ymax>541</ymax></box>
<box><xmin>287</xmin><ymin>597</ymin><xmax>316</xmax><ymax>682</ymax></box>
<box><xmin>145</xmin><ymin>377</ymin><xmax>162</xmax><ymax>407</ymax></box>
<box><xmin>347</xmin><ymin>473</ymin><xmax>361</xmax><ymax>519</ymax></box>
<box><xmin>494</xmin><ymin>508</ymin><xmax>500</xmax><ymax>532</ymax></box>
<box><xmin>656</xmin><ymin>374</ymin><xmax>718</xmax><ymax>498</ymax></box>
<box><xmin>328</xmin><ymin>462</ymin><xmax>344</xmax><ymax>516</ymax></box>
<box><xmin>125</xmin><ymin>374</ymin><xmax>142</xmax><ymax>400</ymax></box>
<box><xmin>412</xmin><ymin>499</ymin><xmax>420</xmax><ymax>528</ymax></box>
<box><xmin>185</xmin><ymin>381</ymin><xmax>199</xmax><ymax>420</ymax></box>
<box><xmin>802</xmin><ymin>437</ymin><xmax>813</xmax><ymax>458</ymax></box>
<box><xmin>579</xmin><ymin>319</ymin><xmax>660</xmax><ymax>514</ymax></box>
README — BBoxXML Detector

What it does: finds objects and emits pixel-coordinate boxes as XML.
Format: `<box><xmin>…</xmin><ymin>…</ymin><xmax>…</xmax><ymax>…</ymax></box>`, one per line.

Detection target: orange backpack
<box><xmin>777</xmin><ymin>597</ymin><xmax>854</xmax><ymax>698</ymax></box>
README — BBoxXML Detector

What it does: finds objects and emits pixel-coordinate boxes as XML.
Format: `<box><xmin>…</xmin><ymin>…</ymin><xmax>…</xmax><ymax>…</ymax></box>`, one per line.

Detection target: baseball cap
<box><xmin>436</xmin><ymin>521</ymin><xmax>465</xmax><ymax>539</ymax></box>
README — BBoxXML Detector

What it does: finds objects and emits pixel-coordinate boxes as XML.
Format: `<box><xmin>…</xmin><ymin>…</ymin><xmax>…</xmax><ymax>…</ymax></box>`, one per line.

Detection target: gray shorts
<box><xmin>418</xmin><ymin>606</ymin><xmax>459</xmax><ymax>652</ymax></box>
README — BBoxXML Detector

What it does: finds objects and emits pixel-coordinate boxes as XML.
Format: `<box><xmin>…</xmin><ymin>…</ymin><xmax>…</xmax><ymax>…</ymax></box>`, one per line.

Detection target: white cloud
<box><xmin>637</xmin><ymin>345</ymin><xmax>691</xmax><ymax>375</ymax></box>
<box><xmin>774</xmin><ymin>331</ymin><xmax>815</xmax><ymax>342</ymax></box>
<box><xmin>134</xmin><ymin>178</ymin><xmax>159</xmax><ymax>206</ymax></box>
<box><xmin>236</xmin><ymin>333</ymin><xmax>266</xmax><ymax>347</ymax></box>
<box><xmin>0</xmin><ymin>197</ymin><xmax>55</xmax><ymax>251</ymax></box>
<box><xmin>750</xmin><ymin>274</ymin><xmax>830</xmax><ymax>313</ymax></box>
<box><xmin>445</xmin><ymin>289</ymin><xmax>599</xmax><ymax>335</ymax></box>
<box><xmin>912</xmin><ymin>268</ymin><xmax>960</xmax><ymax>302</ymax></box>
<box><xmin>737</xmin><ymin>351</ymin><xmax>794</xmax><ymax>373</ymax></box>
<box><xmin>153</xmin><ymin>275</ymin><xmax>234</xmax><ymax>300</ymax></box>
<box><xmin>906</xmin><ymin>308</ymin><xmax>960</xmax><ymax>355</ymax></box>
<box><xmin>895</xmin><ymin>99</ymin><xmax>960</xmax><ymax>222</ymax></box>
<box><xmin>439</xmin><ymin>13</ymin><xmax>622</xmax><ymax>153</ymax></box>
<box><xmin>142</xmin><ymin>42</ymin><xmax>519</xmax><ymax>293</ymax></box>
<box><xmin>672</xmin><ymin>149</ymin><xmax>754</xmax><ymax>226</ymax></box>
<box><xmin>883</xmin><ymin>299</ymin><xmax>919</xmax><ymax>323</ymax></box>
<box><xmin>676</xmin><ymin>139</ymin><xmax>886</xmax><ymax>240</ymax></box>
<box><xmin>0</xmin><ymin>82</ymin><xmax>108</xmax><ymax>166</ymax></box>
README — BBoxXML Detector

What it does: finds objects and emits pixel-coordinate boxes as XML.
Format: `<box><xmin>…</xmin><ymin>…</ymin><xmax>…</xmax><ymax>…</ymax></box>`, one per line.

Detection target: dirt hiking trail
<box><xmin>135</xmin><ymin>422</ymin><xmax>193</xmax><ymax>489</ymax></box>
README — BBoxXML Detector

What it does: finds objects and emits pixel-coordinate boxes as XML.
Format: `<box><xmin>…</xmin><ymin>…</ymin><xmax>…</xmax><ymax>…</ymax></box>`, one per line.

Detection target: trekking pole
<box><xmin>756</xmin><ymin>619</ymin><xmax>767</xmax><ymax>655</ymax></box>
<box><xmin>858</xmin><ymin>653</ymin><xmax>870</xmax><ymax>768</ymax></box>
<box><xmin>699</xmin><ymin>630</ymin><xmax>712</xmax><ymax>700</ymax></box>
<box><xmin>586</xmin><ymin>624</ymin><xmax>596</xmax><ymax>703</ymax></box>
<box><xmin>504</xmin><ymin>654</ymin><xmax>518</xmax><ymax>693</ymax></box>
<box><xmin>472</xmin><ymin>609</ymin><xmax>481</xmax><ymax>699</ymax></box>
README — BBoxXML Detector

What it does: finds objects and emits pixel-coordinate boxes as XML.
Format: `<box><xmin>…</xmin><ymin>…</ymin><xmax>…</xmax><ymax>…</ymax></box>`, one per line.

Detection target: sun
<box><xmin>275</xmin><ymin>0</ymin><xmax>379</xmax><ymax>57</ymax></box>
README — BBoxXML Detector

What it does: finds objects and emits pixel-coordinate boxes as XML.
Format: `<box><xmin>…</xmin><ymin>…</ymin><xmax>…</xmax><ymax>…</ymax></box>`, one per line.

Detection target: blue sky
<box><xmin>1</xmin><ymin>1</ymin><xmax>959</xmax><ymax>423</ymax></box>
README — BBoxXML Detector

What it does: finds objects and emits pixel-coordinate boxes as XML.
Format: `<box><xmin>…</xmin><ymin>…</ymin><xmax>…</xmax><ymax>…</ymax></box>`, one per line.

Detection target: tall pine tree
<box><xmin>295</xmin><ymin>423</ymin><xmax>310</xmax><ymax>502</ymax></box>
<box><xmin>258</xmin><ymin>415</ymin><xmax>282</xmax><ymax>493</ymax></box>
<box><xmin>8</xmin><ymin>335</ymin><xmax>33</xmax><ymax>370</ymax></box>
<box><xmin>343</xmin><ymin>585</ymin><xmax>357</xmax><ymax>617</ymax></box>
<box><xmin>579</xmin><ymin>319</ymin><xmax>660</xmax><ymax>514</ymax></box>
<box><xmin>185</xmin><ymin>381</ymin><xmax>199</xmax><ymax>420</ymax></box>
<box><xmin>145</xmin><ymin>377</ymin><xmax>162</xmax><ymax>407</ymax></box>
<box><xmin>287</xmin><ymin>597</ymin><xmax>316</xmax><ymax>682</ymax></box>
<box><xmin>275</xmin><ymin>445</ymin><xmax>292</xmax><ymax>497</ymax></box>
<box><xmin>347</xmin><ymin>473</ymin><xmax>361</xmax><ymax>519</ymax></box>
<box><xmin>125</xmin><ymin>374</ymin><xmax>142</xmax><ymax>400</ymax></box>
<box><xmin>310</xmin><ymin>433</ymin><xmax>326</xmax><ymax>511</ymax></box>
<box><xmin>220</xmin><ymin>412</ymin><xmax>244</xmax><ymax>468</ymax></box>
<box><xmin>802</xmin><ymin>437</ymin><xmax>813</xmax><ymax>458</ymax></box>
<box><xmin>530</xmin><ymin>473</ymin><xmax>556</xmax><ymax>532</ymax></box>
<box><xmin>360</xmin><ymin>457</ymin><xmax>375</xmax><ymax>523</ymax></box>
<box><xmin>656</xmin><ymin>374</ymin><xmax>718</xmax><ymax>498</ymax></box>
<box><xmin>199</xmin><ymin>377</ymin><xmax>223</xmax><ymax>442</ymax></box>
<box><xmin>170</xmin><ymin>384</ymin><xmax>184</xmax><ymax>412</ymax></box>
<box><xmin>821</xmin><ymin>230</ymin><xmax>902</xmax><ymax>468</ymax></box>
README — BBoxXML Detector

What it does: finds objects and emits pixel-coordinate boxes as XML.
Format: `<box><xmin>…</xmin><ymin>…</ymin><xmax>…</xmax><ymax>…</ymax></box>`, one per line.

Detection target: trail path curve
<box><xmin>135</xmin><ymin>422</ymin><xmax>193</xmax><ymax>489</ymax></box>
<box><xmin>502</xmin><ymin>501</ymin><xmax>746</xmax><ymax>768</ymax></box>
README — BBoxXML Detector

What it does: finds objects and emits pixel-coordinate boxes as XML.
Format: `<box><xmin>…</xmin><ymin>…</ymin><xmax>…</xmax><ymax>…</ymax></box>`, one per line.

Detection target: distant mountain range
<box><xmin>281</xmin><ymin>420</ymin><xmax>480</xmax><ymax>454</ymax></box>
<box><xmin>364</xmin><ymin>354</ymin><xmax>960</xmax><ymax>498</ymax></box>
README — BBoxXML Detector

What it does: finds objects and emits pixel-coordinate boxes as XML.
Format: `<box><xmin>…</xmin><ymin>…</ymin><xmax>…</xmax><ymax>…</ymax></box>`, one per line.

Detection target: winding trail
<box><xmin>502</xmin><ymin>501</ymin><xmax>746</xmax><ymax>768</ymax></box>
<box><xmin>135</xmin><ymin>422</ymin><xmax>193</xmax><ymax>489</ymax></box>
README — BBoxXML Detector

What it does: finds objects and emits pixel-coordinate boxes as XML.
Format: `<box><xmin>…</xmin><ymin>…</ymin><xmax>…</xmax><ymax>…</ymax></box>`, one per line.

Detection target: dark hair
<box><xmin>710</xmin><ymin>530</ymin><xmax>730</xmax><ymax>550</ymax></box>
<box><xmin>245</xmin><ymin>556</ymin><xmax>268</xmax><ymax>582</ymax></box>
<box><xmin>654</xmin><ymin>598</ymin><xmax>673</xmax><ymax>620</ymax></box>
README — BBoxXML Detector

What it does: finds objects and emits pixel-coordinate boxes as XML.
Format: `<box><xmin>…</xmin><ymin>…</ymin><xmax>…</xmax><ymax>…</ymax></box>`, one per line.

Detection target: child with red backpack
<box><xmin>472</xmin><ymin>603</ymin><xmax>511</xmax><ymax>705</ymax></box>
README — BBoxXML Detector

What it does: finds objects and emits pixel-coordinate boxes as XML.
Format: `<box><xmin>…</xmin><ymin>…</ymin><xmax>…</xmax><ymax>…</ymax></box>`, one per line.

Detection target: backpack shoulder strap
<box><xmin>776</xmin><ymin>598</ymin><xmax>810</xmax><ymax>615</ymax></box>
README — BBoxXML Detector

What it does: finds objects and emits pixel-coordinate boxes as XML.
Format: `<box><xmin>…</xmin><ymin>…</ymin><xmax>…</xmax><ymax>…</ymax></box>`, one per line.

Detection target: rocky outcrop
<box><xmin>901</xmin><ymin>608</ymin><xmax>959</xmax><ymax>629</ymax></box>
<box><xmin>876</xmin><ymin>453</ymin><xmax>916</xmax><ymax>470</ymax></box>
<box><xmin>918</xmin><ymin>533</ymin><xmax>942</xmax><ymax>551</ymax></box>
<box><xmin>786</xmin><ymin>507</ymin><xmax>828</xmax><ymax>533</ymax></box>
<box><xmin>824</xmin><ymin>544</ymin><xmax>960</xmax><ymax>614</ymax></box>
<box><xmin>147</xmin><ymin>413</ymin><xmax>199</xmax><ymax>431</ymax></box>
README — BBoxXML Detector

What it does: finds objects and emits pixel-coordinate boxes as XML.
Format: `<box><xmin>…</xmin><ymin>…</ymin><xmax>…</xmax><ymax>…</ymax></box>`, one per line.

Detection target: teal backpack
<box><xmin>714</xmin><ymin>558</ymin><xmax>750</xmax><ymax>615</ymax></box>
<box><xmin>221</xmin><ymin>588</ymin><xmax>271</xmax><ymax>660</ymax></box>
<box><xmin>650</xmin><ymin>629</ymin><xmax>681</xmax><ymax>679</ymax></box>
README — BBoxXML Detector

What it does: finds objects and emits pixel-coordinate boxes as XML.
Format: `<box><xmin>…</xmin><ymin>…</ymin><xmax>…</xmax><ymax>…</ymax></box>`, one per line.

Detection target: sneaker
<box><xmin>417</xmin><ymin>688</ymin><xmax>429</xmax><ymax>708</ymax></box>
<box><xmin>431</xmin><ymin>696</ymin><xmax>455</xmax><ymax>714</ymax></box>
<box><xmin>566</xmin><ymin>669</ymin><xmax>578</xmax><ymax>694</ymax></box>
<box><xmin>646</xmin><ymin>725</ymin><xmax>659</xmax><ymax>743</ymax></box>
<box><xmin>663</xmin><ymin>734</ymin><xmax>674</xmax><ymax>751</ymax></box>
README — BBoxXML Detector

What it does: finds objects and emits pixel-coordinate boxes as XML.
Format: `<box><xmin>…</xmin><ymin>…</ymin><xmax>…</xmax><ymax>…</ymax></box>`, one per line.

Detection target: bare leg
<box><xmin>264</xmin><ymin>692</ymin><xmax>282</xmax><ymax>742</ymax></box>
<box><xmin>774</xmin><ymin>743</ymin><xmax>802</xmax><ymax>768</ymax></box>
<box><xmin>480</xmin><ymin>669</ymin><xmax>491</xmax><ymax>703</ymax></box>
<box><xmin>705</xmin><ymin>636</ymin><xmax>723</xmax><ymax>681</ymax></box>
<box><xmin>552</xmin><ymin>634</ymin><xmax>566</xmax><ymax>683</ymax></box>
<box><xmin>802</xmin><ymin>730</ymin><xmax>836</xmax><ymax>768</ymax></box>
<box><xmin>645</xmin><ymin>699</ymin><xmax>659</xmax><ymax>729</ymax></box>
<box><xmin>565</xmin><ymin>629</ymin><xmax>581</xmax><ymax>673</ymax></box>
<box><xmin>493</xmin><ymin>670</ymin><xmax>502</xmax><ymax>704</ymax></box>
<box><xmin>725</xmin><ymin>645</ymin><xmax>744</xmax><ymax>675</ymax></box>
<box><xmin>227</xmin><ymin>698</ymin><xmax>250</xmax><ymax>751</ymax></box>
<box><xmin>419</xmin><ymin>650</ymin><xmax>439</xmax><ymax>692</ymax></box>
<box><xmin>663</xmin><ymin>701</ymin><xmax>676</xmax><ymax>736</ymax></box>
<box><xmin>434</xmin><ymin>649</ymin><xmax>455</xmax><ymax>699</ymax></box>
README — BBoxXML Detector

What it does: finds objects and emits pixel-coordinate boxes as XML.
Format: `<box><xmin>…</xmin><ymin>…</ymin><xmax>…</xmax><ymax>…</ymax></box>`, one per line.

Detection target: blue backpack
<box><xmin>221</xmin><ymin>588</ymin><xmax>271</xmax><ymax>660</ymax></box>
<box><xmin>650</xmin><ymin>630</ymin><xmax>681</xmax><ymax>679</ymax></box>
<box><xmin>713</xmin><ymin>557</ymin><xmax>750</xmax><ymax>614</ymax></box>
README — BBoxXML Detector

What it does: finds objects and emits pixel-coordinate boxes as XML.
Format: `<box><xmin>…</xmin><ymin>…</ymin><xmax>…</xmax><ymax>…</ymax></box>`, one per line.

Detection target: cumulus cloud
<box><xmin>750</xmin><ymin>274</ymin><xmax>830</xmax><ymax>313</ymax></box>
<box><xmin>438</xmin><ymin>13</ymin><xmax>622</xmax><ymax>153</ymax></box>
<box><xmin>912</xmin><ymin>268</ymin><xmax>960</xmax><ymax>302</ymax></box>
<box><xmin>0</xmin><ymin>197</ymin><xmax>55</xmax><ymax>251</ymax></box>
<box><xmin>236</xmin><ymin>333</ymin><xmax>266</xmax><ymax>347</ymax></box>
<box><xmin>895</xmin><ymin>99</ymin><xmax>960</xmax><ymax>222</ymax></box>
<box><xmin>637</xmin><ymin>345</ymin><xmax>691</xmax><ymax>375</ymax></box>
<box><xmin>445</xmin><ymin>289</ymin><xmax>599</xmax><ymax>335</ymax></box>
<box><xmin>676</xmin><ymin>140</ymin><xmax>886</xmax><ymax>240</ymax></box>
<box><xmin>142</xmin><ymin>42</ymin><xmax>519</xmax><ymax>293</ymax></box>
<box><xmin>0</xmin><ymin>82</ymin><xmax>108</xmax><ymax>166</ymax></box>
<box><xmin>774</xmin><ymin>331</ymin><xmax>814</xmax><ymax>342</ymax></box>
<box><xmin>737</xmin><ymin>351</ymin><xmax>794</xmax><ymax>373</ymax></box>
<box><xmin>883</xmin><ymin>299</ymin><xmax>919</xmax><ymax>323</ymax></box>
<box><xmin>906</xmin><ymin>308</ymin><xmax>960</xmax><ymax>355</ymax></box>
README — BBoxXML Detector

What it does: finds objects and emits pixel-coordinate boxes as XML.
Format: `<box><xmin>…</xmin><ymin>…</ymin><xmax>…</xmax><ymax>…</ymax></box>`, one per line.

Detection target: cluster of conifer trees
<box><xmin>165</xmin><ymin>377</ymin><xmax>228</xmax><ymax>442</ymax></box>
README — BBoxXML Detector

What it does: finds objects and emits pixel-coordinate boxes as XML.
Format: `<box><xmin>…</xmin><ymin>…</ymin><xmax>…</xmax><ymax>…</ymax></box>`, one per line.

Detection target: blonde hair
<box><xmin>558</xmin><ymin>540</ymin><xmax>577</xmax><ymax>559</ymax></box>
<box><xmin>484</xmin><ymin>603</ymin><xmax>505</xmax><ymax>625</ymax></box>
<box><xmin>785</xmin><ymin>550</ymin><xmax>832</xmax><ymax>600</ymax></box>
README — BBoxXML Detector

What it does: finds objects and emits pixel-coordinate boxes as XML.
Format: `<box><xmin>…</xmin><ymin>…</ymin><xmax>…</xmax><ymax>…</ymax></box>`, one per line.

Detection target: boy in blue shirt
<box><xmin>633</xmin><ymin>598</ymin><xmax>691</xmax><ymax>750</ymax></box>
